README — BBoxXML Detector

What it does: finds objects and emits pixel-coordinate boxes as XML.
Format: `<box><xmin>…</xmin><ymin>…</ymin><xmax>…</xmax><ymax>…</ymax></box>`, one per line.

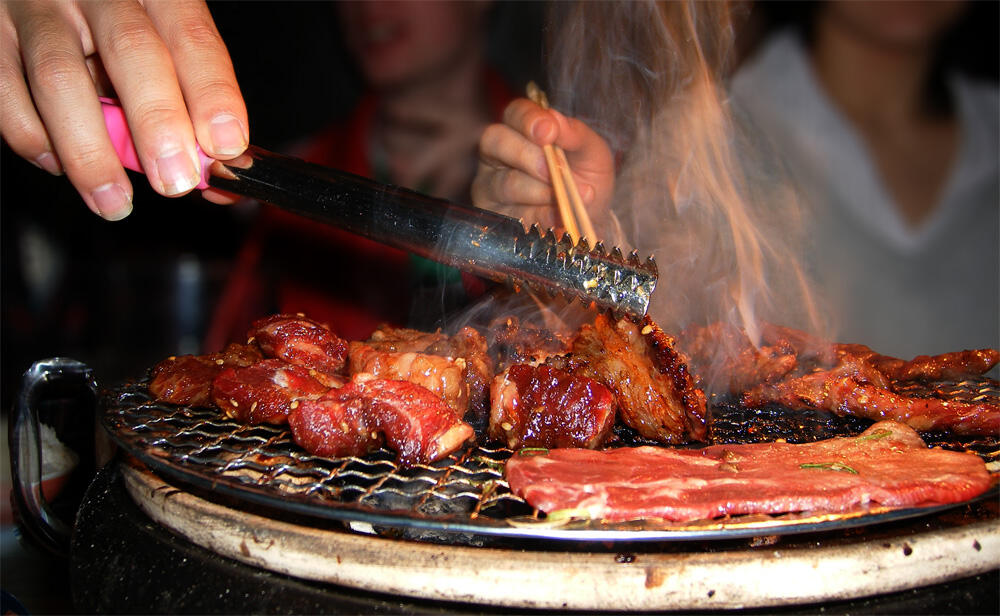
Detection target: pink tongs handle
<box><xmin>100</xmin><ymin>97</ymin><xmax>212</xmax><ymax>190</ymax></box>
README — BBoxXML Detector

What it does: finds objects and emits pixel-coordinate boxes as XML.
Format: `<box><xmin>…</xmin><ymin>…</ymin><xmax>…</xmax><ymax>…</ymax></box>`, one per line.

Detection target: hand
<box><xmin>472</xmin><ymin>97</ymin><xmax>615</xmax><ymax>233</ymax></box>
<box><xmin>1</xmin><ymin>0</ymin><xmax>247</xmax><ymax>220</ymax></box>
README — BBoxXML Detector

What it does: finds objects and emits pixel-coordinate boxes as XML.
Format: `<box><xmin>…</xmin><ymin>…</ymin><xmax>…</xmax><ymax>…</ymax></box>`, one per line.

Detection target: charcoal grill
<box><xmin>94</xmin><ymin>375</ymin><xmax>1000</xmax><ymax>610</ymax></box>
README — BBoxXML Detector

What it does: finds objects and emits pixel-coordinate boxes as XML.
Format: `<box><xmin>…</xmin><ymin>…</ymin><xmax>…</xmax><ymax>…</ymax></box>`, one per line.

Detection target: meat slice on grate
<box><xmin>212</xmin><ymin>359</ymin><xmax>333</xmax><ymax>424</ymax></box>
<box><xmin>489</xmin><ymin>364</ymin><xmax>616</xmax><ymax>449</ymax></box>
<box><xmin>249</xmin><ymin>313</ymin><xmax>348</xmax><ymax>387</ymax></box>
<box><xmin>289</xmin><ymin>373</ymin><xmax>475</xmax><ymax>465</ymax></box>
<box><xmin>741</xmin><ymin>359</ymin><xmax>1000</xmax><ymax>435</ymax></box>
<box><xmin>505</xmin><ymin>421</ymin><xmax>993</xmax><ymax>523</ymax></box>
<box><xmin>680</xmin><ymin>322</ymin><xmax>1000</xmax><ymax>436</ymax></box>
<box><xmin>566</xmin><ymin>315</ymin><xmax>707</xmax><ymax>444</ymax></box>
<box><xmin>149</xmin><ymin>342</ymin><xmax>263</xmax><ymax>407</ymax></box>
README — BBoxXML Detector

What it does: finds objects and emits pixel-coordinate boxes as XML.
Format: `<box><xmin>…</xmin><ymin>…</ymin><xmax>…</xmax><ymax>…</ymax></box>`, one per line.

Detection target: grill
<box><xmin>101</xmin><ymin>376</ymin><xmax>1000</xmax><ymax>544</ymax></box>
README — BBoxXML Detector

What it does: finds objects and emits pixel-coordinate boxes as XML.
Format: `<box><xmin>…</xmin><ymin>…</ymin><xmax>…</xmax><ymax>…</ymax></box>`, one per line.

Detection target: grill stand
<box><xmin>120</xmin><ymin>459</ymin><xmax>998</xmax><ymax>611</ymax></box>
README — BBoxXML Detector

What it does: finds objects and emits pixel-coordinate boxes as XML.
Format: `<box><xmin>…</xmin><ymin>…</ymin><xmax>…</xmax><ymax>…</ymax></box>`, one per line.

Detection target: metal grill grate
<box><xmin>102</xmin><ymin>377</ymin><xmax>999</xmax><ymax>542</ymax></box>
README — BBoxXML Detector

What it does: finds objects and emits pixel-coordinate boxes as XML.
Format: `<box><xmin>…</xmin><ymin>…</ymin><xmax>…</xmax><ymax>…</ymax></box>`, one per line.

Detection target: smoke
<box><xmin>544</xmin><ymin>1</ymin><xmax>829</xmax><ymax>353</ymax></box>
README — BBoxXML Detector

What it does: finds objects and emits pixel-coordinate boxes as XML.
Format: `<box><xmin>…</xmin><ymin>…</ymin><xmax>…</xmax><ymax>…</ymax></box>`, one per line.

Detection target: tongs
<box><xmin>101</xmin><ymin>100</ymin><xmax>656</xmax><ymax>318</ymax></box>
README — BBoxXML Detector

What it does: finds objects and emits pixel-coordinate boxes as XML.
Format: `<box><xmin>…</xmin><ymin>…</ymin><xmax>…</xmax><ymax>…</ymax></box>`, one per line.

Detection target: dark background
<box><xmin>2</xmin><ymin>0</ymin><xmax>996</xmax><ymax>408</ymax></box>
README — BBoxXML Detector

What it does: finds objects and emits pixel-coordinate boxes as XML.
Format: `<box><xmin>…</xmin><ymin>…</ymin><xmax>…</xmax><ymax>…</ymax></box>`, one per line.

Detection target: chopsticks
<box><xmin>526</xmin><ymin>82</ymin><xmax>597</xmax><ymax>244</ymax></box>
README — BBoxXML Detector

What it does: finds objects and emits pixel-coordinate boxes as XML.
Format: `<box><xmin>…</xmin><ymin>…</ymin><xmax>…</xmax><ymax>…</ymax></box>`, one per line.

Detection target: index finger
<box><xmin>501</xmin><ymin>98</ymin><xmax>559</xmax><ymax>147</ymax></box>
<box><xmin>83</xmin><ymin>0</ymin><xmax>202</xmax><ymax>197</ymax></box>
<box><xmin>145</xmin><ymin>0</ymin><xmax>248</xmax><ymax>161</ymax></box>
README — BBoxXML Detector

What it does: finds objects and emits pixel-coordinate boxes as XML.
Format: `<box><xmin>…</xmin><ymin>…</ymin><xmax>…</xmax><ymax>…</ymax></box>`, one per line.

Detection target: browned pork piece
<box><xmin>212</xmin><ymin>359</ymin><xmax>332</xmax><ymax>424</ymax></box>
<box><xmin>289</xmin><ymin>373</ymin><xmax>475</xmax><ymax>466</ymax></box>
<box><xmin>741</xmin><ymin>356</ymin><xmax>1000</xmax><ymax>435</ymax></box>
<box><xmin>149</xmin><ymin>342</ymin><xmax>263</xmax><ymax>407</ymax></box>
<box><xmin>249</xmin><ymin>313</ymin><xmax>349</xmax><ymax>387</ymax></box>
<box><xmin>565</xmin><ymin>315</ymin><xmax>707</xmax><ymax>444</ymax></box>
<box><xmin>679</xmin><ymin>322</ymin><xmax>1000</xmax><ymax>435</ymax></box>
<box><xmin>348</xmin><ymin>342</ymin><xmax>469</xmax><ymax>415</ymax></box>
<box><xmin>487</xmin><ymin>316</ymin><xmax>572</xmax><ymax>373</ymax></box>
<box><xmin>679</xmin><ymin>322</ymin><xmax>798</xmax><ymax>392</ymax></box>
<box><xmin>489</xmin><ymin>364</ymin><xmax>616</xmax><ymax>449</ymax></box>
<box><xmin>363</xmin><ymin>325</ymin><xmax>495</xmax><ymax>418</ymax></box>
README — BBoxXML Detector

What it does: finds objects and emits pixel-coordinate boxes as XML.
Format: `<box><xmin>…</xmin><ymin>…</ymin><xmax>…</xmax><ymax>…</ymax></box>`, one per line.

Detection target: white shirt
<box><xmin>730</xmin><ymin>31</ymin><xmax>999</xmax><ymax>358</ymax></box>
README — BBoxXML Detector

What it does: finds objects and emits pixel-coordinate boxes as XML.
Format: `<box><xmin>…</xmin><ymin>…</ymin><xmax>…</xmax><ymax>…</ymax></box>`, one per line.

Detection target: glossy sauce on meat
<box><xmin>249</xmin><ymin>314</ymin><xmax>348</xmax><ymax>386</ymax></box>
<box><xmin>348</xmin><ymin>342</ymin><xmax>469</xmax><ymax>415</ymax></box>
<box><xmin>149</xmin><ymin>343</ymin><xmax>263</xmax><ymax>407</ymax></box>
<box><xmin>212</xmin><ymin>359</ymin><xmax>331</xmax><ymax>424</ymax></box>
<box><xmin>289</xmin><ymin>374</ymin><xmax>474</xmax><ymax>465</ymax></box>
<box><xmin>489</xmin><ymin>365</ymin><xmax>615</xmax><ymax>449</ymax></box>
<box><xmin>365</xmin><ymin>325</ymin><xmax>494</xmax><ymax>420</ymax></box>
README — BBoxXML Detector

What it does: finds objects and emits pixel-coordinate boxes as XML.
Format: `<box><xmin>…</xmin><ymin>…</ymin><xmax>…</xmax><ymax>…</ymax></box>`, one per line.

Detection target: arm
<box><xmin>0</xmin><ymin>0</ymin><xmax>247</xmax><ymax>220</ymax></box>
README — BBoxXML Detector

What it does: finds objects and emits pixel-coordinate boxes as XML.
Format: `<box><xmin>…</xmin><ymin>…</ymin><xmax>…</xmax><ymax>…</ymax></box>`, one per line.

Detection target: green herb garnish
<box><xmin>517</xmin><ymin>447</ymin><xmax>550</xmax><ymax>457</ymax></box>
<box><xmin>855</xmin><ymin>428</ymin><xmax>892</xmax><ymax>441</ymax></box>
<box><xmin>799</xmin><ymin>462</ymin><xmax>859</xmax><ymax>474</ymax></box>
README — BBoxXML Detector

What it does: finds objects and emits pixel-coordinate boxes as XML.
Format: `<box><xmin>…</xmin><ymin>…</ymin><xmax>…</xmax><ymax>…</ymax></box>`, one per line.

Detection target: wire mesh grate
<box><xmin>103</xmin><ymin>376</ymin><xmax>999</xmax><ymax>541</ymax></box>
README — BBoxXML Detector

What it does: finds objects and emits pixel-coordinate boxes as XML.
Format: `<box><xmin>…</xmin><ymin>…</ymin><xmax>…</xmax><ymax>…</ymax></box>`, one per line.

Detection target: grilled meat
<box><xmin>249</xmin><ymin>313</ymin><xmax>348</xmax><ymax>387</ymax></box>
<box><xmin>364</xmin><ymin>325</ymin><xmax>495</xmax><ymax>420</ymax></box>
<box><xmin>741</xmin><ymin>359</ymin><xmax>999</xmax><ymax>435</ymax></box>
<box><xmin>212</xmin><ymin>359</ymin><xmax>332</xmax><ymax>424</ymax></box>
<box><xmin>348</xmin><ymin>342</ymin><xmax>469</xmax><ymax>415</ymax></box>
<box><xmin>566</xmin><ymin>315</ymin><xmax>707</xmax><ymax>444</ymax></box>
<box><xmin>489</xmin><ymin>365</ymin><xmax>616</xmax><ymax>449</ymax></box>
<box><xmin>488</xmin><ymin>316</ymin><xmax>572</xmax><ymax>372</ymax></box>
<box><xmin>149</xmin><ymin>343</ymin><xmax>263</xmax><ymax>407</ymax></box>
<box><xmin>289</xmin><ymin>373</ymin><xmax>474</xmax><ymax>465</ymax></box>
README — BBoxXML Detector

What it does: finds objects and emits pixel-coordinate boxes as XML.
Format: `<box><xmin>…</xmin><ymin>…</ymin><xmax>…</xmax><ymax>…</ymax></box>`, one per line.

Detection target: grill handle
<box><xmin>9</xmin><ymin>358</ymin><xmax>98</xmax><ymax>557</ymax></box>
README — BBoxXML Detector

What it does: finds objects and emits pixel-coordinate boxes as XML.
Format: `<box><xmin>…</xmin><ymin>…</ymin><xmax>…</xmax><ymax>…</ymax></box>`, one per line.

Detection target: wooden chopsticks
<box><xmin>526</xmin><ymin>82</ymin><xmax>597</xmax><ymax>244</ymax></box>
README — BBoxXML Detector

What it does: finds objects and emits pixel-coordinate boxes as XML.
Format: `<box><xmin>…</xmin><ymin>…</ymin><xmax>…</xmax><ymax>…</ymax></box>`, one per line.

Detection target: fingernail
<box><xmin>156</xmin><ymin>148</ymin><xmax>201</xmax><ymax>195</ymax></box>
<box><xmin>91</xmin><ymin>182</ymin><xmax>133</xmax><ymax>221</ymax></box>
<box><xmin>209</xmin><ymin>113</ymin><xmax>248</xmax><ymax>157</ymax></box>
<box><xmin>532</xmin><ymin>118</ymin><xmax>553</xmax><ymax>142</ymax></box>
<box><xmin>35</xmin><ymin>152</ymin><xmax>63</xmax><ymax>176</ymax></box>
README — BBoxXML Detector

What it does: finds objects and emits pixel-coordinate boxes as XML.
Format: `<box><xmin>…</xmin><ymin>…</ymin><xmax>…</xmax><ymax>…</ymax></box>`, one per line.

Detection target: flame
<box><xmin>538</xmin><ymin>1</ymin><xmax>830</xmax><ymax>389</ymax></box>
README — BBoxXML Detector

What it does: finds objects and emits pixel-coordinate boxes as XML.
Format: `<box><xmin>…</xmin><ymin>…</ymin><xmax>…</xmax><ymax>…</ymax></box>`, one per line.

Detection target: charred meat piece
<box><xmin>212</xmin><ymin>359</ymin><xmax>332</xmax><ymax>424</ymax></box>
<box><xmin>488</xmin><ymin>316</ymin><xmax>571</xmax><ymax>372</ymax></box>
<box><xmin>506</xmin><ymin>421</ymin><xmax>992</xmax><ymax>523</ymax></box>
<box><xmin>348</xmin><ymin>342</ymin><xmax>469</xmax><ymax>415</ymax></box>
<box><xmin>489</xmin><ymin>365</ymin><xmax>616</xmax><ymax>449</ymax></box>
<box><xmin>149</xmin><ymin>343</ymin><xmax>263</xmax><ymax>407</ymax></box>
<box><xmin>249</xmin><ymin>314</ymin><xmax>348</xmax><ymax>386</ymax></box>
<box><xmin>567</xmin><ymin>315</ymin><xmax>707</xmax><ymax>444</ymax></box>
<box><xmin>835</xmin><ymin>345</ymin><xmax>999</xmax><ymax>383</ymax></box>
<box><xmin>440</xmin><ymin>327</ymin><xmax>494</xmax><ymax>422</ymax></box>
<box><xmin>289</xmin><ymin>374</ymin><xmax>475</xmax><ymax>465</ymax></box>
<box><xmin>365</xmin><ymin>326</ymin><xmax>449</xmax><ymax>353</ymax></box>
<box><xmin>741</xmin><ymin>359</ymin><xmax>999</xmax><ymax>435</ymax></box>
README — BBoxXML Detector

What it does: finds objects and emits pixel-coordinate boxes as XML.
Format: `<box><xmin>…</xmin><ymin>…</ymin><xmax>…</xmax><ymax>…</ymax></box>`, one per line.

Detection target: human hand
<box><xmin>1</xmin><ymin>0</ymin><xmax>247</xmax><ymax>220</ymax></box>
<box><xmin>472</xmin><ymin>97</ymin><xmax>615</xmax><ymax>234</ymax></box>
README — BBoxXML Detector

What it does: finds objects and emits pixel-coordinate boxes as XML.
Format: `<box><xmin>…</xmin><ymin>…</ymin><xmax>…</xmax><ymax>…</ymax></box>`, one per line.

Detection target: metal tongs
<box><xmin>102</xmin><ymin>100</ymin><xmax>656</xmax><ymax>317</ymax></box>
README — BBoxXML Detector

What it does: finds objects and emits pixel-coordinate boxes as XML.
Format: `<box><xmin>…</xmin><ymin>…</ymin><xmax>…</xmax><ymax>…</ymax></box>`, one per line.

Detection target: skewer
<box><xmin>526</xmin><ymin>82</ymin><xmax>596</xmax><ymax>243</ymax></box>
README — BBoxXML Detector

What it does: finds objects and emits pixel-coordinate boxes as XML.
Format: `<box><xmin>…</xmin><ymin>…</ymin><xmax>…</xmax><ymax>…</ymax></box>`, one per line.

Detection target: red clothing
<box><xmin>206</xmin><ymin>71</ymin><xmax>513</xmax><ymax>349</ymax></box>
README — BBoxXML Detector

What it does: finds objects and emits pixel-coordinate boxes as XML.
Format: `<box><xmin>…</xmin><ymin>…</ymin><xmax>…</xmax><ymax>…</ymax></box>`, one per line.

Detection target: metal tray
<box><xmin>101</xmin><ymin>378</ymin><xmax>999</xmax><ymax>543</ymax></box>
